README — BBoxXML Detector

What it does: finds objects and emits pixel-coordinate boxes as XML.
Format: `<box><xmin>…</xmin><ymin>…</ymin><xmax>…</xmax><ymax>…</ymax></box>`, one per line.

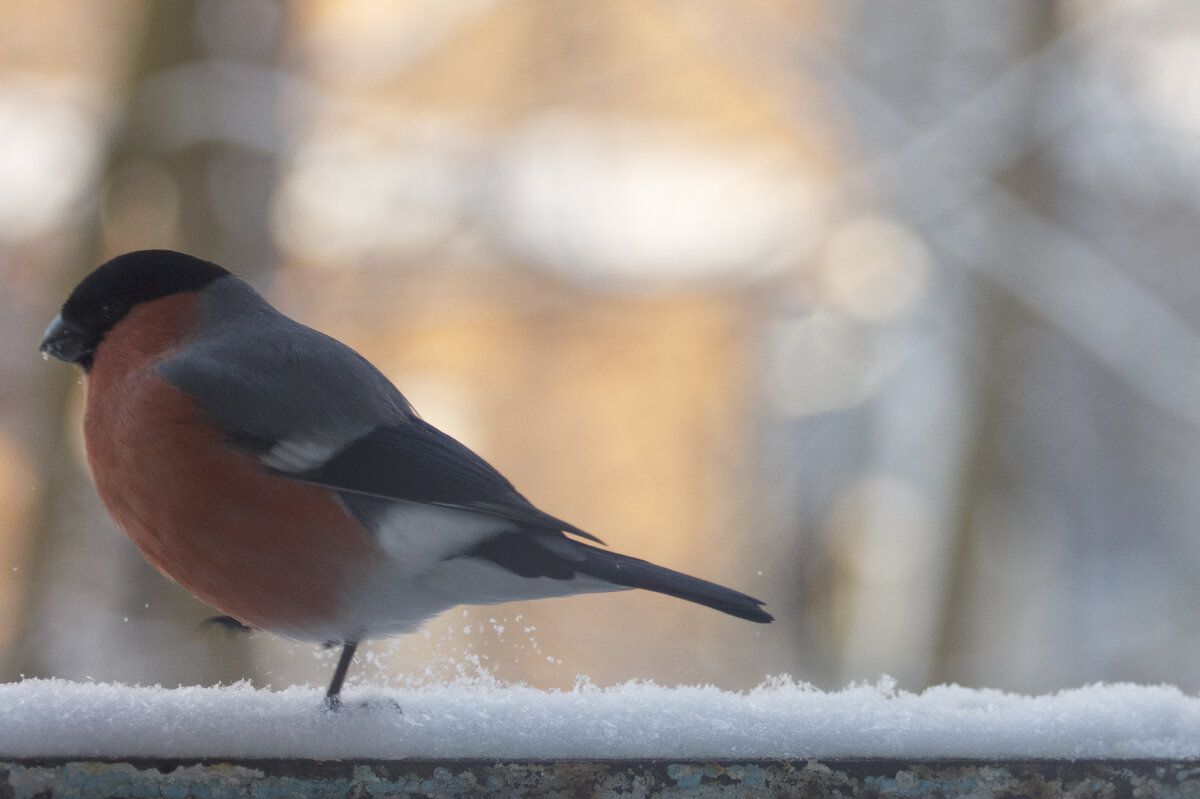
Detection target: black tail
<box><xmin>573</xmin><ymin>543</ymin><xmax>773</xmax><ymax>623</ymax></box>
<box><xmin>464</xmin><ymin>531</ymin><xmax>774</xmax><ymax>622</ymax></box>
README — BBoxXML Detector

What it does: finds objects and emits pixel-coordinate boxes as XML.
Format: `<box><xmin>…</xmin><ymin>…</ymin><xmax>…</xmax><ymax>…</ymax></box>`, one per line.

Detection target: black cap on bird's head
<box><xmin>40</xmin><ymin>250</ymin><xmax>230</xmax><ymax>369</ymax></box>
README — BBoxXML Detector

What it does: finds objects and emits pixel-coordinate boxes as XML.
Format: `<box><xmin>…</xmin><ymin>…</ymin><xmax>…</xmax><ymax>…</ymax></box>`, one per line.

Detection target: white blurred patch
<box><xmin>271</xmin><ymin>114</ymin><xmax>826</xmax><ymax>288</ymax></box>
<box><xmin>493</xmin><ymin>118</ymin><xmax>827</xmax><ymax>288</ymax></box>
<box><xmin>271</xmin><ymin>119</ymin><xmax>469</xmax><ymax>263</ymax></box>
<box><xmin>1136</xmin><ymin>32</ymin><xmax>1200</xmax><ymax>139</ymax></box>
<box><xmin>0</xmin><ymin>77</ymin><xmax>103</xmax><ymax>240</ymax></box>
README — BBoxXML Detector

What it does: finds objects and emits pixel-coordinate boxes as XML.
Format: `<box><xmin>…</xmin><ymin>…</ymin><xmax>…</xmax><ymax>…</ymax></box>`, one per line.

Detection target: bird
<box><xmin>40</xmin><ymin>249</ymin><xmax>773</xmax><ymax>706</ymax></box>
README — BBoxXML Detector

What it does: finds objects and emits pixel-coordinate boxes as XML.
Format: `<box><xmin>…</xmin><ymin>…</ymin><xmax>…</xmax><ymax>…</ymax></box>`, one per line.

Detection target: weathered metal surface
<box><xmin>4</xmin><ymin>758</ymin><xmax>1200</xmax><ymax>797</ymax></box>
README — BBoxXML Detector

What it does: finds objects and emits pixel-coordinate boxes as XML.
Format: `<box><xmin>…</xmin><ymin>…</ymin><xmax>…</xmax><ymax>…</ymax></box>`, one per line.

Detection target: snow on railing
<box><xmin>3</xmin><ymin>679</ymin><xmax>1200</xmax><ymax>796</ymax></box>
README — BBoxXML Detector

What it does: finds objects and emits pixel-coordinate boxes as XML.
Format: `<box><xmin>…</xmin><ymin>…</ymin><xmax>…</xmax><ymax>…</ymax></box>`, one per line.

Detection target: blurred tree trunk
<box><xmin>920</xmin><ymin>4</ymin><xmax>1061</xmax><ymax>685</ymax></box>
<box><xmin>818</xmin><ymin>1</ymin><xmax>1061</xmax><ymax>687</ymax></box>
<box><xmin>8</xmin><ymin>0</ymin><xmax>286</xmax><ymax>687</ymax></box>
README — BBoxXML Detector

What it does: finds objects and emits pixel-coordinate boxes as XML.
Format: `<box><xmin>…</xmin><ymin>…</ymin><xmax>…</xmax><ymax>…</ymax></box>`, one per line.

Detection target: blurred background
<box><xmin>3</xmin><ymin>0</ymin><xmax>1200</xmax><ymax>696</ymax></box>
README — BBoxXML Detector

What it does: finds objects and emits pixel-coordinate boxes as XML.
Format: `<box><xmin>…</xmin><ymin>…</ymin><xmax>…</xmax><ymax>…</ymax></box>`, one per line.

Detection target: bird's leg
<box><xmin>324</xmin><ymin>641</ymin><xmax>358</xmax><ymax>709</ymax></box>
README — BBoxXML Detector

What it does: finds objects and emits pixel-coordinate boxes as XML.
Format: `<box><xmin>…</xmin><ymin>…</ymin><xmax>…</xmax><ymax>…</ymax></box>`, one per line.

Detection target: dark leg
<box><xmin>325</xmin><ymin>641</ymin><xmax>358</xmax><ymax>709</ymax></box>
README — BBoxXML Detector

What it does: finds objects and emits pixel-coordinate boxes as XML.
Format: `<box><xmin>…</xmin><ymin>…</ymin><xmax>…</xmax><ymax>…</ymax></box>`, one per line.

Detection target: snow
<box><xmin>2</xmin><ymin>677</ymin><xmax>1200</xmax><ymax>760</ymax></box>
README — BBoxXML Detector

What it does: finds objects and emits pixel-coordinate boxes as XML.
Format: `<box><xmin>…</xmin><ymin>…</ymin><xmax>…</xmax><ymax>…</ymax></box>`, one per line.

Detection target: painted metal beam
<box><xmin>6</xmin><ymin>758</ymin><xmax>1200</xmax><ymax>797</ymax></box>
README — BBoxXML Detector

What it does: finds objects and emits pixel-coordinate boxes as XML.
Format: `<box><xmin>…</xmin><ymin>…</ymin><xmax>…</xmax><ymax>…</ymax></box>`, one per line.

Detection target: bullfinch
<box><xmin>40</xmin><ymin>250</ymin><xmax>772</xmax><ymax>705</ymax></box>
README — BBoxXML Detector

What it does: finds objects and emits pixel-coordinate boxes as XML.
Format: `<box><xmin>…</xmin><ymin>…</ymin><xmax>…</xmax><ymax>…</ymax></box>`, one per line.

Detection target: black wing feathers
<box><xmin>278</xmin><ymin>418</ymin><xmax>772</xmax><ymax>624</ymax></box>
<box><xmin>283</xmin><ymin>418</ymin><xmax>603</xmax><ymax>543</ymax></box>
<box><xmin>465</xmin><ymin>532</ymin><xmax>579</xmax><ymax>579</ymax></box>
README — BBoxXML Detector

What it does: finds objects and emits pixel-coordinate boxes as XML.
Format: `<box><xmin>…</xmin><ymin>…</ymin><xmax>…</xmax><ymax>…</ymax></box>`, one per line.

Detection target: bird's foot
<box><xmin>199</xmin><ymin>615</ymin><xmax>254</xmax><ymax>634</ymax></box>
<box><xmin>322</xmin><ymin>694</ymin><xmax>403</xmax><ymax>713</ymax></box>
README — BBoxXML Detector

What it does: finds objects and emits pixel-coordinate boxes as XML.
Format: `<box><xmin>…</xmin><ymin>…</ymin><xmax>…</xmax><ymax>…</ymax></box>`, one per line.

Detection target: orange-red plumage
<box><xmin>82</xmin><ymin>293</ymin><xmax>382</xmax><ymax>638</ymax></box>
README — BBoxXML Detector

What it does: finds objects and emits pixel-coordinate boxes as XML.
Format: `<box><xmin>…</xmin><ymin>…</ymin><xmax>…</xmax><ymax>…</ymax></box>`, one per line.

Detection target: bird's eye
<box><xmin>99</xmin><ymin>302</ymin><xmax>126</xmax><ymax>323</ymax></box>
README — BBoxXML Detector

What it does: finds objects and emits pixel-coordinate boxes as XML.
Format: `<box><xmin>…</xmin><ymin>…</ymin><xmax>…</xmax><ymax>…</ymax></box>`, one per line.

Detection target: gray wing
<box><xmin>159</xmin><ymin>277</ymin><xmax>411</xmax><ymax>467</ymax></box>
<box><xmin>157</xmin><ymin>277</ymin><xmax>598</xmax><ymax>552</ymax></box>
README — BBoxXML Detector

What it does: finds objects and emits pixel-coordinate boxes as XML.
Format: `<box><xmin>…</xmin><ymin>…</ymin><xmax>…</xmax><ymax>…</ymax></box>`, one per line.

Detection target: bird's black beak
<box><xmin>40</xmin><ymin>314</ymin><xmax>91</xmax><ymax>365</ymax></box>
